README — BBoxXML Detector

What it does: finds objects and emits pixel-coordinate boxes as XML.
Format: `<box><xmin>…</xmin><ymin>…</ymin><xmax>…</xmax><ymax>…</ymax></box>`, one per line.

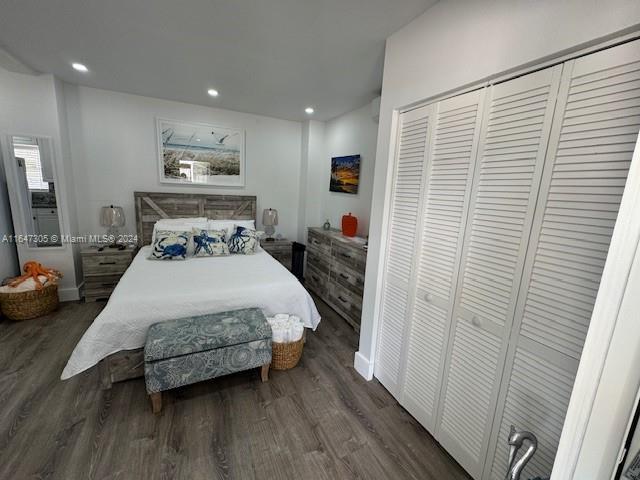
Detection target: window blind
<box><xmin>13</xmin><ymin>141</ymin><xmax>48</xmax><ymax>191</ymax></box>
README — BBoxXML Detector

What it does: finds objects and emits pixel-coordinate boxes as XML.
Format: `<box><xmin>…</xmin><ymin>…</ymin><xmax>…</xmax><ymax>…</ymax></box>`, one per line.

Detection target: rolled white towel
<box><xmin>267</xmin><ymin>313</ymin><xmax>306</xmax><ymax>343</ymax></box>
<box><xmin>291</xmin><ymin>324</ymin><xmax>304</xmax><ymax>342</ymax></box>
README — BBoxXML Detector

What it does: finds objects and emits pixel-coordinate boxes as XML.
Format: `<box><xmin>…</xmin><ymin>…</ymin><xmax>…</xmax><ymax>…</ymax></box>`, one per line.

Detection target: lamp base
<box><xmin>263</xmin><ymin>225</ymin><xmax>276</xmax><ymax>243</ymax></box>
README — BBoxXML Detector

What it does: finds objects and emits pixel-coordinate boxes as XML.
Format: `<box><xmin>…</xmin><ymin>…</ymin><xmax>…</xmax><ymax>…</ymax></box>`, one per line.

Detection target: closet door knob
<box><xmin>424</xmin><ymin>293</ymin><xmax>433</xmax><ymax>303</ymax></box>
<box><xmin>471</xmin><ymin>316</ymin><xmax>481</xmax><ymax>327</ymax></box>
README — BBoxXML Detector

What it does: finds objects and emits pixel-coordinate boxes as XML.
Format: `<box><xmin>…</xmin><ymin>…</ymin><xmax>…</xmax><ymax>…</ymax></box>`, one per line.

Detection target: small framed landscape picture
<box><xmin>330</xmin><ymin>154</ymin><xmax>360</xmax><ymax>194</ymax></box>
<box><xmin>157</xmin><ymin>118</ymin><xmax>245</xmax><ymax>187</ymax></box>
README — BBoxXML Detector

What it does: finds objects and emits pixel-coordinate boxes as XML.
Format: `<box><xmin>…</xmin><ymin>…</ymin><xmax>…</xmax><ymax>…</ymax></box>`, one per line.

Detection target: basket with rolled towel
<box><xmin>267</xmin><ymin>314</ymin><xmax>305</xmax><ymax>370</ymax></box>
<box><xmin>0</xmin><ymin>262</ymin><xmax>62</xmax><ymax>321</ymax></box>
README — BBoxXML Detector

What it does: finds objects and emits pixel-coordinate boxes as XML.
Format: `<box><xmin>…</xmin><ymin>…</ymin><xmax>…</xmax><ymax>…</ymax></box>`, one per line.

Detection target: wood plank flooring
<box><xmin>0</xmin><ymin>296</ymin><xmax>471</xmax><ymax>480</ymax></box>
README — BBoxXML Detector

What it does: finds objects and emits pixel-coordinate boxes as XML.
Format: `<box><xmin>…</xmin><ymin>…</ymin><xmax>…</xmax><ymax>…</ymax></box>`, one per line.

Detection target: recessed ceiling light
<box><xmin>305</xmin><ymin>107</ymin><xmax>315</xmax><ymax>114</ymax></box>
<box><xmin>71</xmin><ymin>62</ymin><xmax>89</xmax><ymax>73</ymax></box>
<box><xmin>207</xmin><ymin>89</ymin><xmax>219</xmax><ymax>97</ymax></box>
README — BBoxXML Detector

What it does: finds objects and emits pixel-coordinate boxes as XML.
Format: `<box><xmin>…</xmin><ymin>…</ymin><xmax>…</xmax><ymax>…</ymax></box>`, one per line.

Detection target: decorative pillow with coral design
<box><xmin>192</xmin><ymin>228</ymin><xmax>229</xmax><ymax>257</ymax></box>
<box><xmin>149</xmin><ymin>230</ymin><xmax>190</xmax><ymax>260</ymax></box>
<box><xmin>227</xmin><ymin>226</ymin><xmax>262</xmax><ymax>254</ymax></box>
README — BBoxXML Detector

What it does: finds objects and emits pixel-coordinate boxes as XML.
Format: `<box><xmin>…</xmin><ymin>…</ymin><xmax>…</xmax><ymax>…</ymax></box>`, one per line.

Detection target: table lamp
<box><xmin>100</xmin><ymin>205</ymin><xmax>125</xmax><ymax>248</ymax></box>
<box><xmin>262</xmin><ymin>208</ymin><xmax>278</xmax><ymax>241</ymax></box>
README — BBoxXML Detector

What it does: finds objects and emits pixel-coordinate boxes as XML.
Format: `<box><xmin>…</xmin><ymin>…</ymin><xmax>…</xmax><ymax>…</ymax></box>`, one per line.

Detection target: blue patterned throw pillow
<box><xmin>149</xmin><ymin>230</ymin><xmax>190</xmax><ymax>260</ymax></box>
<box><xmin>228</xmin><ymin>226</ymin><xmax>261</xmax><ymax>254</ymax></box>
<box><xmin>192</xmin><ymin>228</ymin><xmax>229</xmax><ymax>257</ymax></box>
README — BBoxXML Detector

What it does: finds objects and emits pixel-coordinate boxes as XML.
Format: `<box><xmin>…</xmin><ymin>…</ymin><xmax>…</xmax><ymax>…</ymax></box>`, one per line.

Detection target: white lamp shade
<box><xmin>262</xmin><ymin>208</ymin><xmax>278</xmax><ymax>226</ymax></box>
<box><xmin>100</xmin><ymin>205</ymin><xmax>125</xmax><ymax>228</ymax></box>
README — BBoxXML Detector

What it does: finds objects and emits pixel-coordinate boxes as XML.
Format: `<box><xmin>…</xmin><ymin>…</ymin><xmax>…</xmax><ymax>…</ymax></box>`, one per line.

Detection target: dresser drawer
<box><xmin>331</xmin><ymin>242</ymin><xmax>366</xmax><ymax>273</ymax></box>
<box><xmin>305</xmin><ymin>263</ymin><xmax>329</xmax><ymax>297</ymax></box>
<box><xmin>83</xmin><ymin>254</ymin><xmax>132</xmax><ymax>275</ymax></box>
<box><xmin>308</xmin><ymin>230</ymin><xmax>332</xmax><ymax>256</ymax></box>
<box><xmin>85</xmin><ymin>285</ymin><xmax>118</xmax><ymax>302</ymax></box>
<box><xmin>307</xmin><ymin>248</ymin><xmax>332</xmax><ymax>276</ymax></box>
<box><xmin>331</xmin><ymin>261</ymin><xmax>365</xmax><ymax>297</ymax></box>
<box><xmin>262</xmin><ymin>243</ymin><xmax>291</xmax><ymax>255</ymax></box>
<box><xmin>328</xmin><ymin>283</ymin><xmax>362</xmax><ymax>330</ymax></box>
<box><xmin>84</xmin><ymin>274</ymin><xmax>123</xmax><ymax>290</ymax></box>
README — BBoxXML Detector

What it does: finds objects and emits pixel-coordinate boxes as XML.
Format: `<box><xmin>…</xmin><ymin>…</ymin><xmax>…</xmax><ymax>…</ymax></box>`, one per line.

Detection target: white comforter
<box><xmin>61</xmin><ymin>247</ymin><xmax>321</xmax><ymax>379</ymax></box>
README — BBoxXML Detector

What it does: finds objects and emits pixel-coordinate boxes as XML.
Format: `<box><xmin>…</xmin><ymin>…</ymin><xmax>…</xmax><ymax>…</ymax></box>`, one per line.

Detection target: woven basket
<box><xmin>271</xmin><ymin>337</ymin><xmax>304</xmax><ymax>370</ymax></box>
<box><xmin>0</xmin><ymin>283</ymin><xmax>59</xmax><ymax>321</ymax></box>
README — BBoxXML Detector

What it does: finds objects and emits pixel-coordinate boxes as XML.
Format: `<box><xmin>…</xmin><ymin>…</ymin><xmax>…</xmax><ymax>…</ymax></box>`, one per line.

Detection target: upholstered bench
<box><xmin>144</xmin><ymin>308</ymin><xmax>272</xmax><ymax>414</ymax></box>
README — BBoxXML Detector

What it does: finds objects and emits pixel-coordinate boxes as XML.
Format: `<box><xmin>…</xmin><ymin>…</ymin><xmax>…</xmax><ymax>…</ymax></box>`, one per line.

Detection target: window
<box><xmin>13</xmin><ymin>137</ymin><xmax>48</xmax><ymax>191</ymax></box>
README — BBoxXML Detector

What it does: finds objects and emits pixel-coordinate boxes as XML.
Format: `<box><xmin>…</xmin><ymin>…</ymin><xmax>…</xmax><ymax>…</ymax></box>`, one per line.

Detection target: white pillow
<box><xmin>207</xmin><ymin>219</ymin><xmax>255</xmax><ymax>239</ymax></box>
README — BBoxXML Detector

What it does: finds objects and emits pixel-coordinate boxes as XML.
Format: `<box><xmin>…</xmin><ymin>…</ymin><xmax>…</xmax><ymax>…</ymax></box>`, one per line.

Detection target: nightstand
<box><xmin>260</xmin><ymin>239</ymin><xmax>293</xmax><ymax>270</ymax></box>
<box><xmin>81</xmin><ymin>245</ymin><xmax>136</xmax><ymax>302</ymax></box>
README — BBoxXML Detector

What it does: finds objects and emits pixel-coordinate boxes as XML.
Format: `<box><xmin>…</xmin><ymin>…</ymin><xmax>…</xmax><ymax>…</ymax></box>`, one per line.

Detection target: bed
<box><xmin>61</xmin><ymin>192</ymin><xmax>320</xmax><ymax>384</ymax></box>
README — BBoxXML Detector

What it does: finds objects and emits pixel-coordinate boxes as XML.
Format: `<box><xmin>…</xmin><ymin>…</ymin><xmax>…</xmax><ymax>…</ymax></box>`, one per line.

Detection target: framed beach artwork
<box><xmin>329</xmin><ymin>154</ymin><xmax>360</xmax><ymax>194</ymax></box>
<box><xmin>157</xmin><ymin>118</ymin><xmax>245</xmax><ymax>187</ymax></box>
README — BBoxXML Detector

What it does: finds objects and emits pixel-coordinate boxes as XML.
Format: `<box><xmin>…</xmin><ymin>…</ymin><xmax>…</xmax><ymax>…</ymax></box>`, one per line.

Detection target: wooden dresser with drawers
<box><xmin>305</xmin><ymin>227</ymin><xmax>367</xmax><ymax>331</ymax></box>
<box><xmin>81</xmin><ymin>245</ymin><xmax>136</xmax><ymax>302</ymax></box>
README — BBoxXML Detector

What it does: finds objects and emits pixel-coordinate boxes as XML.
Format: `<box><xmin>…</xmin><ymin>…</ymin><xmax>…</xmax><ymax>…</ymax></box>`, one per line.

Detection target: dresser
<box><xmin>305</xmin><ymin>228</ymin><xmax>367</xmax><ymax>331</ymax></box>
<box><xmin>81</xmin><ymin>245</ymin><xmax>136</xmax><ymax>302</ymax></box>
<box><xmin>260</xmin><ymin>239</ymin><xmax>292</xmax><ymax>270</ymax></box>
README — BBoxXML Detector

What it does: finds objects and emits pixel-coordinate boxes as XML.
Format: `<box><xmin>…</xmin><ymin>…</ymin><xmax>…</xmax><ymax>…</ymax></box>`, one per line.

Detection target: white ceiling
<box><xmin>0</xmin><ymin>0</ymin><xmax>437</xmax><ymax>121</ymax></box>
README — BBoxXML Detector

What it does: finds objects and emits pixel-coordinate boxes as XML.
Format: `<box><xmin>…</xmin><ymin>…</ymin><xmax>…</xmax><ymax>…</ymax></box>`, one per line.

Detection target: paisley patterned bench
<box><xmin>144</xmin><ymin>308</ymin><xmax>272</xmax><ymax>413</ymax></box>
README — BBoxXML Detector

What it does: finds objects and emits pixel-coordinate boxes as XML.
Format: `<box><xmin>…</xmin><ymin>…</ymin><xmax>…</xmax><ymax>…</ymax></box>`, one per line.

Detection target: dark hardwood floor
<box><xmin>0</xmin><ymin>296</ymin><xmax>471</xmax><ymax>480</ymax></box>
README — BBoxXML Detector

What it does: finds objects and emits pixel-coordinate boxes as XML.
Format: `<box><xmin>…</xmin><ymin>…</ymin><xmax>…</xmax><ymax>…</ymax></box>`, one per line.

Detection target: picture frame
<box><xmin>156</xmin><ymin>118</ymin><xmax>245</xmax><ymax>187</ymax></box>
<box><xmin>330</xmin><ymin>154</ymin><xmax>360</xmax><ymax>194</ymax></box>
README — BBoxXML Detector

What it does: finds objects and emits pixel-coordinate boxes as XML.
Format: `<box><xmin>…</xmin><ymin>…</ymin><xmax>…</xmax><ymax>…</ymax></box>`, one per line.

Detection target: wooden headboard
<box><xmin>134</xmin><ymin>191</ymin><xmax>257</xmax><ymax>246</ymax></box>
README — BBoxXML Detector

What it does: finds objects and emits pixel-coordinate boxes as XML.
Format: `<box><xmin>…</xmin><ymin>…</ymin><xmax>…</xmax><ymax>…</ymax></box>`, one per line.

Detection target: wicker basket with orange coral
<box><xmin>0</xmin><ymin>262</ymin><xmax>62</xmax><ymax>321</ymax></box>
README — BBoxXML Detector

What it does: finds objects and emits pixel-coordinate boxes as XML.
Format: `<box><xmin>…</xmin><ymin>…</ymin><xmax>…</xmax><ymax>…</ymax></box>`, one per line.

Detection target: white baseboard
<box><xmin>353</xmin><ymin>351</ymin><xmax>374</xmax><ymax>380</ymax></box>
<box><xmin>59</xmin><ymin>285</ymin><xmax>81</xmax><ymax>302</ymax></box>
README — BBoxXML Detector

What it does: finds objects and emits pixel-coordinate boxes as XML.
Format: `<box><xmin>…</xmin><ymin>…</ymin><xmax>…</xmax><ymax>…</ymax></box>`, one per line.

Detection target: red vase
<box><xmin>342</xmin><ymin>213</ymin><xmax>358</xmax><ymax>237</ymax></box>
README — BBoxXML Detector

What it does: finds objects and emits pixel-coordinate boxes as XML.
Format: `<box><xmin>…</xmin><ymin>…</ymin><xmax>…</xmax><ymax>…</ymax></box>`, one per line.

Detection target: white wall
<box><xmin>298</xmin><ymin>120</ymin><xmax>323</xmax><ymax>241</ymax></box>
<box><xmin>63</xmin><ymin>85</ymin><xmax>303</xmax><ymax>242</ymax></box>
<box><xmin>322</xmin><ymin>102</ymin><xmax>378</xmax><ymax>237</ymax></box>
<box><xmin>0</xmin><ymin>66</ymin><xmax>79</xmax><ymax>298</ymax></box>
<box><xmin>298</xmin><ymin>102</ymin><xmax>378</xmax><ymax>240</ymax></box>
<box><xmin>356</xmin><ymin>0</ymin><xmax>640</xmax><ymax>378</ymax></box>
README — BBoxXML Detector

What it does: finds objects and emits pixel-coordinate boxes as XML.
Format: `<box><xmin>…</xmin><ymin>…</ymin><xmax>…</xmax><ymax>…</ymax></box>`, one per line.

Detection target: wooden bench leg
<box><xmin>261</xmin><ymin>363</ymin><xmax>270</xmax><ymax>382</ymax></box>
<box><xmin>150</xmin><ymin>392</ymin><xmax>162</xmax><ymax>414</ymax></box>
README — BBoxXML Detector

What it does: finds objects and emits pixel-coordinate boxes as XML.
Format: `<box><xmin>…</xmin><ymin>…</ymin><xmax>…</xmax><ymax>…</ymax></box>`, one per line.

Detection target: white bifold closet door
<box><xmin>376</xmin><ymin>37</ymin><xmax>640</xmax><ymax>480</ymax></box>
<box><xmin>375</xmin><ymin>104</ymin><xmax>433</xmax><ymax>394</ymax></box>
<box><xmin>399</xmin><ymin>89</ymin><xmax>485</xmax><ymax>432</ymax></box>
<box><xmin>434</xmin><ymin>65</ymin><xmax>563</xmax><ymax>479</ymax></box>
<box><xmin>484</xmin><ymin>39</ymin><xmax>640</xmax><ymax>480</ymax></box>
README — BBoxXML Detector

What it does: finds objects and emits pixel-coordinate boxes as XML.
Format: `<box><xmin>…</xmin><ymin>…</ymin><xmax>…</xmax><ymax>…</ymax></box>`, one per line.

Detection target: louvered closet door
<box><xmin>375</xmin><ymin>105</ymin><xmax>433</xmax><ymax>396</ymax></box>
<box><xmin>484</xmin><ymin>39</ymin><xmax>640</xmax><ymax>480</ymax></box>
<box><xmin>399</xmin><ymin>89</ymin><xmax>485</xmax><ymax>432</ymax></box>
<box><xmin>435</xmin><ymin>65</ymin><xmax>564</xmax><ymax>479</ymax></box>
